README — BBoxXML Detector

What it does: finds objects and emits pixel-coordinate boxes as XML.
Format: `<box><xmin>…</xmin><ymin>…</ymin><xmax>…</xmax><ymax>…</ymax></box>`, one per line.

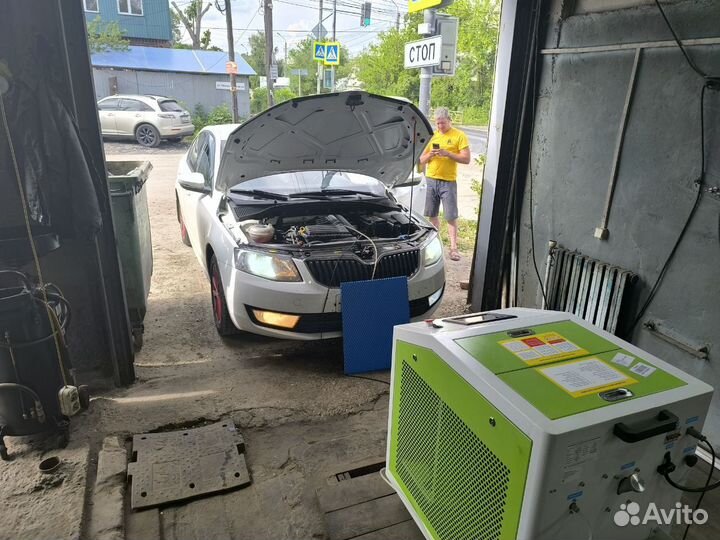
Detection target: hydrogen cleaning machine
<box><xmin>385</xmin><ymin>308</ymin><xmax>714</xmax><ymax>540</ymax></box>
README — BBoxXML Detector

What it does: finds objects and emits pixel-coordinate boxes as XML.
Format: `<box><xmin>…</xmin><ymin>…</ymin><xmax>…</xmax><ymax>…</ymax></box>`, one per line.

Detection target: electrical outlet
<box><xmin>58</xmin><ymin>385</ymin><xmax>81</xmax><ymax>417</ymax></box>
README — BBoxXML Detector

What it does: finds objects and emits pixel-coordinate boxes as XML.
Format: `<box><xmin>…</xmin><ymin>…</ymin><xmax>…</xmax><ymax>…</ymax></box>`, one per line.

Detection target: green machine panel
<box><xmin>455</xmin><ymin>321</ymin><xmax>618</xmax><ymax>374</ymax></box>
<box><xmin>389</xmin><ymin>342</ymin><xmax>532</xmax><ymax>540</ymax></box>
<box><xmin>499</xmin><ymin>349</ymin><xmax>687</xmax><ymax>419</ymax></box>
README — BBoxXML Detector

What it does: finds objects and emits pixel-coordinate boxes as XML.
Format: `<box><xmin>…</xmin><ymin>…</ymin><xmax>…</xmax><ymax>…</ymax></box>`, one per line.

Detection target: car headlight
<box><xmin>234</xmin><ymin>249</ymin><xmax>302</xmax><ymax>282</ymax></box>
<box><xmin>423</xmin><ymin>236</ymin><xmax>443</xmax><ymax>267</ymax></box>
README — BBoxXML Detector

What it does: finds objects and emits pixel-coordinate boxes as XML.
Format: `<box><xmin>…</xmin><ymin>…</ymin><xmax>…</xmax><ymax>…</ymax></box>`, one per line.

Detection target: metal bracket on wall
<box><xmin>594</xmin><ymin>47</ymin><xmax>643</xmax><ymax>241</ymax></box>
<box><xmin>643</xmin><ymin>320</ymin><xmax>710</xmax><ymax>360</ymax></box>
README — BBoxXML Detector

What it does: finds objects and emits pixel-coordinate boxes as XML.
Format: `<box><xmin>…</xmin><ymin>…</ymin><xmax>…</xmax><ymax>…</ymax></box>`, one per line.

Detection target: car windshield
<box><xmin>229</xmin><ymin>171</ymin><xmax>387</xmax><ymax>197</ymax></box>
<box><xmin>159</xmin><ymin>100</ymin><xmax>183</xmax><ymax>112</ymax></box>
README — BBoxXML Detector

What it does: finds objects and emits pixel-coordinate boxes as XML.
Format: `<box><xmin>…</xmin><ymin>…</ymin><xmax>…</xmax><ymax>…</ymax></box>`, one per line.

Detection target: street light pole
<box><xmin>389</xmin><ymin>0</ymin><xmax>400</xmax><ymax>31</ymax></box>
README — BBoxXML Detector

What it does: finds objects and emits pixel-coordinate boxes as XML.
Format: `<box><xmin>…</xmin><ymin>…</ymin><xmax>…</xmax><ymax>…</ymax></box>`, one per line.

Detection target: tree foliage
<box><xmin>250</xmin><ymin>87</ymin><xmax>298</xmax><ymax>114</ymax></box>
<box><xmin>86</xmin><ymin>17</ymin><xmax>129</xmax><ymax>54</ymax></box>
<box><xmin>354</xmin><ymin>0</ymin><xmax>501</xmax><ymax>124</ymax></box>
<box><xmin>171</xmin><ymin>0</ymin><xmax>213</xmax><ymax>49</ymax></box>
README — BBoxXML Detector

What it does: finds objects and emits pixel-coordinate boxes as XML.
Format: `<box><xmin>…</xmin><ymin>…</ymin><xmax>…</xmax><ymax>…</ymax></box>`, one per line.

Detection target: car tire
<box><xmin>210</xmin><ymin>255</ymin><xmax>238</xmax><ymax>336</ymax></box>
<box><xmin>177</xmin><ymin>204</ymin><xmax>192</xmax><ymax>247</ymax></box>
<box><xmin>135</xmin><ymin>123</ymin><xmax>160</xmax><ymax>147</ymax></box>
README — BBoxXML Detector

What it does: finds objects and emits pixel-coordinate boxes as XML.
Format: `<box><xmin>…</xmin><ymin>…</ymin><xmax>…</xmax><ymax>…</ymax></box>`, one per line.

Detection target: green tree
<box><xmin>86</xmin><ymin>17</ymin><xmax>129</xmax><ymax>53</ymax></box>
<box><xmin>243</xmin><ymin>32</ymin><xmax>267</xmax><ymax>87</ymax></box>
<box><xmin>354</xmin><ymin>0</ymin><xmax>501</xmax><ymax>124</ymax></box>
<box><xmin>354</xmin><ymin>13</ymin><xmax>423</xmax><ymax>101</ymax></box>
<box><xmin>250</xmin><ymin>87</ymin><xmax>297</xmax><ymax>114</ymax></box>
<box><xmin>171</xmin><ymin>0</ymin><xmax>212</xmax><ymax>49</ymax></box>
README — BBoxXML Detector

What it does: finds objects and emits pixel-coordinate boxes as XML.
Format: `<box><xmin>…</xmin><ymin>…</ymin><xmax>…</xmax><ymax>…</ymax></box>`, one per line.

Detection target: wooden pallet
<box><xmin>316</xmin><ymin>460</ymin><xmax>424</xmax><ymax>540</ymax></box>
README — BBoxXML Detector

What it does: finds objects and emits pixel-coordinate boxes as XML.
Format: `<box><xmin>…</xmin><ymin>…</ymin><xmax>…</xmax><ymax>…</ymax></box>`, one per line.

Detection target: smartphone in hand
<box><xmin>432</xmin><ymin>143</ymin><xmax>440</xmax><ymax>150</ymax></box>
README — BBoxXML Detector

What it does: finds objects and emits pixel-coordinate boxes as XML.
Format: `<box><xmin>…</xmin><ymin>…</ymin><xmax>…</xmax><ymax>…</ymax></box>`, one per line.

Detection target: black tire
<box><xmin>135</xmin><ymin>123</ymin><xmax>160</xmax><ymax>147</ymax></box>
<box><xmin>176</xmin><ymin>199</ymin><xmax>192</xmax><ymax>247</ymax></box>
<box><xmin>209</xmin><ymin>255</ymin><xmax>238</xmax><ymax>336</ymax></box>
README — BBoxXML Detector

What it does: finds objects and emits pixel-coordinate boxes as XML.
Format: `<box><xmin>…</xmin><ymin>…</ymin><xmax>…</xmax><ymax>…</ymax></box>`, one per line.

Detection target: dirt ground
<box><xmin>0</xmin><ymin>145</ymin><xmax>475</xmax><ymax>540</ymax></box>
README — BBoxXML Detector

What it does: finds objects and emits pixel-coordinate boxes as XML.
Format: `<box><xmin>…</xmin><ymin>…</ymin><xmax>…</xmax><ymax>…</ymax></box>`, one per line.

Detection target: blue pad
<box><xmin>341</xmin><ymin>277</ymin><xmax>410</xmax><ymax>374</ymax></box>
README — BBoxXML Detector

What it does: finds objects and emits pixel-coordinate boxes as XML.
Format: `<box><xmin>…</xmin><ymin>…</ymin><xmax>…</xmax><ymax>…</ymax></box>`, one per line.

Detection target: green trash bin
<box><xmin>106</xmin><ymin>161</ymin><xmax>153</xmax><ymax>352</ymax></box>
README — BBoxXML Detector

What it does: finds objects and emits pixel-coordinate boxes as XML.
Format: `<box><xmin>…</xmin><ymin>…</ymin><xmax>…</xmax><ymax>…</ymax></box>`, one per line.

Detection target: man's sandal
<box><xmin>449</xmin><ymin>249</ymin><xmax>461</xmax><ymax>261</ymax></box>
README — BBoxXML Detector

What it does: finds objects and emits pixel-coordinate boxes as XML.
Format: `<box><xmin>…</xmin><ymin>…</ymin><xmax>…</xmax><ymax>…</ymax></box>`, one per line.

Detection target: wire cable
<box><xmin>526</xmin><ymin>0</ymin><xmax>549</xmax><ymax>308</ymax></box>
<box><xmin>344</xmin><ymin>225</ymin><xmax>380</xmax><ymax>279</ymax></box>
<box><xmin>629</xmin><ymin>2</ymin><xmax>718</xmax><ymax>331</ymax></box>
<box><xmin>347</xmin><ymin>374</ymin><xmax>391</xmax><ymax>385</ymax></box>
<box><xmin>0</xmin><ymin>92</ymin><xmax>69</xmax><ymax>386</ymax></box>
<box><xmin>654</xmin><ymin>0</ymin><xmax>707</xmax><ymax>79</ymax></box>
<box><xmin>683</xmin><ymin>441</ymin><xmax>716</xmax><ymax>540</ymax></box>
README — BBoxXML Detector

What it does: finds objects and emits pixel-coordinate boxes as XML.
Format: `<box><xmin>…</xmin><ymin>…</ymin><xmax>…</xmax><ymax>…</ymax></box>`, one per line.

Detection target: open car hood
<box><xmin>215</xmin><ymin>92</ymin><xmax>433</xmax><ymax>192</ymax></box>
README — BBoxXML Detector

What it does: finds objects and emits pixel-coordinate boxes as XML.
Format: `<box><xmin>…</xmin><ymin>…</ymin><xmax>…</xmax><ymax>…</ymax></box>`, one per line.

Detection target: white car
<box><xmin>175</xmin><ymin>91</ymin><xmax>445</xmax><ymax>339</ymax></box>
<box><xmin>97</xmin><ymin>94</ymin><xmax>194</xmax><ymax>147</ymax></box>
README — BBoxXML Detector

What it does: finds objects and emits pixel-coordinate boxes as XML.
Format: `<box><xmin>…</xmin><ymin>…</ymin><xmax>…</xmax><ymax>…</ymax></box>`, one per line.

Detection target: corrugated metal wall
<box><xmin>92</xmin><ymin>68</ymin><xmax>251</xmax><ymax>118</ymax></box>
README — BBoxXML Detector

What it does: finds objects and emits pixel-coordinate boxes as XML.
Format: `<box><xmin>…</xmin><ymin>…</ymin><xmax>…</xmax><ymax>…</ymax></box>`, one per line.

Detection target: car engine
<box><xmin>243</xmin><ymin>213</ymin><xmax>417</xmax><ymax>246</ymax></box>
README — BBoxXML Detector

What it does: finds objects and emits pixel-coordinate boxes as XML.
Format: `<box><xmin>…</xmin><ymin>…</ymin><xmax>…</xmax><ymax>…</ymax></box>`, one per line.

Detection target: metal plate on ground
<box><xmin>127</xmin><ymin>420</ymin><xmax>251</xmax><ymax>510</ymax></box>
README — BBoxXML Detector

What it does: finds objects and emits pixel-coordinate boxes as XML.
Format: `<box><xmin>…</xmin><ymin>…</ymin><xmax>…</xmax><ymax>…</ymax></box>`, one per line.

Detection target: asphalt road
<box><xmin>460</xmin><ymin>125</ymin><xmax>489</xmax><ymax>157</ymax></box>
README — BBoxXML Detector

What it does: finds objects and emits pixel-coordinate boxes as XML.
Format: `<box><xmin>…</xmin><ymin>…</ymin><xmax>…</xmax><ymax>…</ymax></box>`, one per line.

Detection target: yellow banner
<box><xmin>408</xmin><ymin>0</ymin><xmax>443</xmax><ymax>14</ymax></box>
<box><xmin>499</xmin><ymin>332</ymin><xmax>588</xmax><ymax>366</ymax></box>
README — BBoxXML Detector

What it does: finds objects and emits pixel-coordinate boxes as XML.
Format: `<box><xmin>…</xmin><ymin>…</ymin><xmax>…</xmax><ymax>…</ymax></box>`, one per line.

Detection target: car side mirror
<box><xmin>179</xmin><ymin>172</ymin><xmax>209</xmax><ymax>193</ymax></box>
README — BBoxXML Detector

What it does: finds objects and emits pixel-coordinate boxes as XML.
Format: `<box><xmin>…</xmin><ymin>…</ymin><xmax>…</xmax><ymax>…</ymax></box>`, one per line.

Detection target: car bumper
<box><xmin>158</xmin><ymin>124</ymin><xmax>195</xmax><ymax>138</ymax></box>
<box><xmin>220</xmin><ymin>256</ymin><xmax>446</xmax><ymax>340</ymax></box>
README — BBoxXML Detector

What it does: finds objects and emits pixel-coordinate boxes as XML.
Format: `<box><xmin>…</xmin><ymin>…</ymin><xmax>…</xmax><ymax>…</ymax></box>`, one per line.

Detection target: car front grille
<box><xmin>305</xmin><ymin>249</ymin><xmax>421</xmax><ymax>287</ymax></box>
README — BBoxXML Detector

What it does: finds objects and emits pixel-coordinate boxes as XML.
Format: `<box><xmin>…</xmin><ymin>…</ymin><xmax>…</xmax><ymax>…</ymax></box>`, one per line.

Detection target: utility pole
<box><xmin>331</xmin><ymin>0</ymin><xmax>336</xmax><ymax>91</ymax></box>
<box><xmin>418</xmin><ymin>8</ymin><xmax>435</xmax><ymax>116</ymax></box>
<box><xmin>316</xmin><ymin>0</ymin><xmax>323</xmax><ymax>94</ymax></box>
<box><xmin>264</xmin><ymin>0</ymin><xmax>274</xmax><ymax>107</ymax></box>
<box><xmin>224</xmin><ymin>0</ymin><xmax>239</xmax><ymax>122</ymax></box>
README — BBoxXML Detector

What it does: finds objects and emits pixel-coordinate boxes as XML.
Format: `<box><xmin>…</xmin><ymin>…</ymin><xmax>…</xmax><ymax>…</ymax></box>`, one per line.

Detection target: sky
<box><xmin>172</xmin><ymin>0</ymin><xmax>409</xmax><ymax>58</ymax></box>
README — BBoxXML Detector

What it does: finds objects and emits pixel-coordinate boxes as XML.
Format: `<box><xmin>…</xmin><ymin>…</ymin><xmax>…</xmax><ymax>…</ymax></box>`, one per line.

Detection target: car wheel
<box><xmin>177</xmin><ymin>204</ymin><xmax>192</xmax><ymax>247</ymax></box>
<box><xmin>135</xmin><ymin>123</ymin><xmax>160</xmax><ymax>147</ymax></box>
<box><xmin>210</xmin><ymin>255</ymin><xmax>238</xmax><ymax>336</ymax></box>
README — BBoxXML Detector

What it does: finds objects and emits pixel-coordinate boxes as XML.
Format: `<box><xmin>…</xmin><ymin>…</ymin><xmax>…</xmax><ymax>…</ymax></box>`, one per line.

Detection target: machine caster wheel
<box><xmin>78</xmin><ymin>385</ymin><xmax>90</xmax><ymax>410</ymax></box>
<box><xmin>0</xmin><ymin>445</ymin><xmax>9</xmax><ymax>461</ymax></box>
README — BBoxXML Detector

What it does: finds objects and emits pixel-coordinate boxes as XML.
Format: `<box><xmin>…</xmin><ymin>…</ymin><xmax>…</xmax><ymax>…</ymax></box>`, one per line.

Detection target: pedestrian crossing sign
<box><xmin>313</xmin><ymin>41</ymin><xmax>325</xmax><ymax>61</ymax></box>
<box><xmin>323</xmin><ymin>42</ymin><xmax>340</xmax><ymax>65</ymax></box>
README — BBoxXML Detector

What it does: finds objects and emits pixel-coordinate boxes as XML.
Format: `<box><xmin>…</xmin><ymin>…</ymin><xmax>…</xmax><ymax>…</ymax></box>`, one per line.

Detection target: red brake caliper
<box><xmin>211</xmin><ymin>272</ymin><xmax>223</xmax><ymax>322</ymax></box>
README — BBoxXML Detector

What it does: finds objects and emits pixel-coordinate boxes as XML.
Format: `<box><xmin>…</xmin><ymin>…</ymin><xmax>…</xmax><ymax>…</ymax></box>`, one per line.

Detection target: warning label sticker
<box><xmin>539</xmin><ymin>358</ymin><xmax>637</xmax><ymax>397</ymax></box>
<box><xmin>499</xmin><ymin>332</ymin><xmax>588</xmax><ymax>366</ymax></box>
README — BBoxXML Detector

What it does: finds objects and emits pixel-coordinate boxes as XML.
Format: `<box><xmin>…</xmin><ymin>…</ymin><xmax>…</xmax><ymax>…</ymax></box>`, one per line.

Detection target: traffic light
<box><xmin>360</xmin><ymin>2</ymin><xmax>371</xmax><ymax>27</ymax></box>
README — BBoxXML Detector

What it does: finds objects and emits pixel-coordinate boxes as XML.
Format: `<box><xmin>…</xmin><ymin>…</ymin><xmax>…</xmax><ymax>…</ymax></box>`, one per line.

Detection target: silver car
<box><xmin>97</xmin><ymin>94</ymin><xmax>194</xmax><ymax>147</ymax></box>
<box><xmin>175</xmin><ymin>92</ymin><xmax>445</xmax><ymax>340</ymax></box>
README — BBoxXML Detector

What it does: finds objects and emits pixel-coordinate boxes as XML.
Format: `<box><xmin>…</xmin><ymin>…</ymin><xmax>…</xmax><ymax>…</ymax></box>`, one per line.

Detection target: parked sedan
<box><xmin>97</xmin><ymin>94</ymin><xmax>194</xmax><ymax>147</ymax></box>
<box><xmin>175</xmin><ymin>91</ymin><xmax>445</xmax><ymax>339</ymax></box>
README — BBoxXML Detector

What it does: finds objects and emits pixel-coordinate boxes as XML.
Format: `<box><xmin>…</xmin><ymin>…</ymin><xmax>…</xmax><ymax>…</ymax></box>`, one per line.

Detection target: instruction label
<box><xmin>539</xmin><ymin>358</ymin><xmax>637</xmax><ymax>397</ymax></box>
<box><xmin>499</xmin><ymin>332</ymin><xmax>588</xmax><ymax>366</ymax></box>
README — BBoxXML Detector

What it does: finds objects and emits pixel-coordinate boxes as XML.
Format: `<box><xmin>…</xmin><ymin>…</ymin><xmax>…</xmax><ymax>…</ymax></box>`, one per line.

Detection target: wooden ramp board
<box><xmin>316</xmin><ymin>461</ymin><xmax>424</xmax><ymax>540</ymax></box>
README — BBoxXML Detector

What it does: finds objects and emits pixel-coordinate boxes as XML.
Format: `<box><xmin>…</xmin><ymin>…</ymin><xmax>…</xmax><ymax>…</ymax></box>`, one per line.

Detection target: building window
<box><xmin>117</xmin><ymin>0</ymin><xmax>143</xmax><ymax>16</ymax></box>
<box><xmin>84</xmin><ymin>0</ymin><xmax>99</xmax><ymax>12</ymax></box>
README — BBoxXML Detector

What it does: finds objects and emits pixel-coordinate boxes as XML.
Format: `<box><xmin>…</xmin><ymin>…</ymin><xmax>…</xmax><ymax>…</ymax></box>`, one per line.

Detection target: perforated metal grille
<box><xmin>396</xmin><ymin>361</ymin><xmax>511</xmax><ymax>540</ymax></box>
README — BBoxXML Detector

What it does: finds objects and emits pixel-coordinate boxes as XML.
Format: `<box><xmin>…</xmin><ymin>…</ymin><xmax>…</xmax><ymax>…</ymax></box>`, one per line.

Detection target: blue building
<box><xmin>83</xmin><ymin>0</ymin><xmax>172</xmax><ymax>47</ymax></box>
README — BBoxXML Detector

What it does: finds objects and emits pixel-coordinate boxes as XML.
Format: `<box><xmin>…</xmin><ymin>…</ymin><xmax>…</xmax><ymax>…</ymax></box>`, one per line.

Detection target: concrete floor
<box><xmin>0</xmin><ymin>146</ymin><xmax>474</xmax><ymax>540</ymax></box>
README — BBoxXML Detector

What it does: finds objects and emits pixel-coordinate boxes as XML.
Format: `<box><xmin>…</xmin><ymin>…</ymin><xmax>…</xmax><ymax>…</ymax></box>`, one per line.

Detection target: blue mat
<box><xmin>341</xmin><ymin>277</ymin><xmax>410</xmax><ymax>374</ymax></box>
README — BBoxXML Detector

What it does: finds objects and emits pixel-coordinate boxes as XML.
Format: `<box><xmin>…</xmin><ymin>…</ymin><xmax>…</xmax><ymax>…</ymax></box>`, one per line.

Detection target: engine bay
<box><xmin>243</xmin><ymin>212</ymin><xmax>420</xmax><ymax>247</ymax></box>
